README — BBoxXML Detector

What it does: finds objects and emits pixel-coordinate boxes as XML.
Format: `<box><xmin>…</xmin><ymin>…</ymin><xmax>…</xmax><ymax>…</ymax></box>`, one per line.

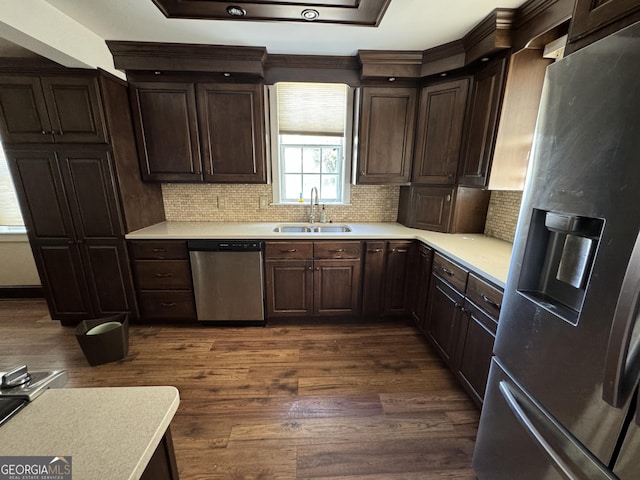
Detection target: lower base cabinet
<box><xmin>128</xmin><ymin>240</ymin><xmax>196</xmax><ymax>321</ymax></box>
<box><xmin>361</xmin><ymin>240</ymin><xmax>416</xmax><ymax>317</ymax></box>
<box><xmin>140</xmin><ymin>428</ymin><xmax>179</xmax><ymax>480</ymax></box>
<box><xmin>265</xmin><ymin>241</ymin><xmax>361</xmax><ymax>318</ymax></box>
<box><xmin>421</xmin><ymin>253</ymin><xmax>503</xmax><ymax>407</ymax></box>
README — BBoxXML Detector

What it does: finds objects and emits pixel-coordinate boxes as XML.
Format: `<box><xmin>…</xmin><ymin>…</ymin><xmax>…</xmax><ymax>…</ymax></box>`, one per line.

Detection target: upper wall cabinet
<box><xmin>411</xmin><ymin>77</ymin><xmax>470</xmax><ymax>185</ymax></box>
<box><xmin>566</xmin><ymin>0</ymin><xmax>640</xmax><ymax>54</ymax></box>
<box><xmin>129</xmin><ymin>82</ymin><xmax>202</xmax><ymax>182</ymax></box>
<box><xmin>457</xmin><ymin>56</ymin><xmax>507</xmax><ymax>187</ymax></box>
<box><xmin>197</xmin><ymin>83</ymin><xmax>266</xmax><ymax>183</ymax></box>
<box><xmin>129</xmin><ymin>81</ymin><xmax>267</xmax><ymax>184</ymax></box>
<box><xmin>356</xmin><ymin>86</ymin><xmax>417</xmax><ymax>185</ymax></box>
<box><xmin>0</xmin><ymin>75</ymin><xmax>108</xmax><ymax>144</ymax></box>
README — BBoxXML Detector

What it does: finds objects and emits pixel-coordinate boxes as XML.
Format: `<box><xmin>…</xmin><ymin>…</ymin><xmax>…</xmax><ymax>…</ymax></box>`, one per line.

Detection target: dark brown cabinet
<box><xmin>458</xmin><ymin>57</ymin><xmax>507</xmax><ymax>187</ymax></box>
<box><xmin>0</xmin><ymin>75</ymin><xmax>108</xmax><ymax>144</ymax></box>
<box><xmin>129</xmin><ymin>81</ymin><xmax>266</xmax><ymax>183</ymax></box>
<box><xmin>129</xmin><ymin>82</ymin><xmax>202</xmax><ymax>182</ymax></box>
<box><xmin>6</xmin><ymin>147</ymin><xmax>136</xmax><ymax>323</ymax></box>
<box><xmin>423</xmin><ymin>252</ymin><xmax>503</xmax><ymax>407</ymax></box>
<box><xmin>357</xmin><ymin>87</ymin><xmax>417</xmax><ymax>184</ymax></box>
<box><xmin>197</xmin><ymin>83</ymin><xmax>266</xmax><ymax>183</ymax></box>
<box><xmin>397</xmin><ymin>184</ymin><xmax>490</xmax><ymax>233</ymax></box>
<box><xmin>567</xmin><ymin>0</ymin><xmax>640</xmax><ymax>54</ymax></box>
<box><xmin>412</xmin><ymin>243</ymin><xmax>433</xmax><ymax>332</ymax></box>
<box><xmin>361</xmin><ymin>240</ymin><xmax>415</xmax><ymax>317</ymax></box>
<box><xmin>411</xmin><ymin>77</ymin><xmax>470</xmax><ymax>184</ymax></box>
<box><xmin>2</xmin><ymin>71</ymin><xmax>164</xmax><ymax>325</ymax></box>
<box><xmin>424</xmin><ymin>254</ymin><xmax>468</xmax><ymax>366</ymax></box>
<box><xmin>129</xmin><ymin>241</ymin><xmax>196</xmax><ymax>321</ymax></box>
<box><xmin>265</xmin><ymin>241</ymin><xmax>361</xmax><ymax>318</ymax></box>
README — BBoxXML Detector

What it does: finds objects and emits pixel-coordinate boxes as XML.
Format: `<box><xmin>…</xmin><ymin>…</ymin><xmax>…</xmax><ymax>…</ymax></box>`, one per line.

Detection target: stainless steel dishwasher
<box><xmin>188</xmin><ymin>240</ymin><xmax>265</xmax><ymax>324</ymax></box>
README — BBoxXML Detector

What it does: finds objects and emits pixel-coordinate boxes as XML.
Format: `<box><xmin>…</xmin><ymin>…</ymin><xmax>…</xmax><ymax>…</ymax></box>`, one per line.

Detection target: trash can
<box><xmin>74</xmin><ymin>314</ymin><xmax>129</xmax><ymax>366</ymax></box>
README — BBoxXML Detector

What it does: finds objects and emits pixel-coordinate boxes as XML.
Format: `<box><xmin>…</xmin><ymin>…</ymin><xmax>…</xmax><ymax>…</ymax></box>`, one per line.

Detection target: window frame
<box><xmin>268</xmin><ymin>83</ymin><xmax>355</xmax><ymax>205</ymax></box>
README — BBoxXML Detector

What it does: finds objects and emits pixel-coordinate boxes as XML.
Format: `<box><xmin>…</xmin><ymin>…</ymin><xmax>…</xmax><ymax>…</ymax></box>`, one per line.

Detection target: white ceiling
<box><xmin>41</xmin><ymin>0</ymin><xmax>527</xmax><ymax>56</ymax></box>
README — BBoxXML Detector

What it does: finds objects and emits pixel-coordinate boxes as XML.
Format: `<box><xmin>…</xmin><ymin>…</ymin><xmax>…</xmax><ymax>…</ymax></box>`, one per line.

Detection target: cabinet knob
<box><xmin>308</xmin><ymin>266</ymin><xmax>313</xmax><ymax>270</ymax></box>
<box><xmin>441</xmin><ymin>267</ymin><xmax>455</xmax><ymax>277</ymax></box>
<box><xmin>367</xmin><ymin>248</ymin><xmax>383</xmax><ymax>253</ymax></box>
<box><xmin>446</xmin><ymin>194</ymin><xmax>452</xmax><ymax>202</ymax></box>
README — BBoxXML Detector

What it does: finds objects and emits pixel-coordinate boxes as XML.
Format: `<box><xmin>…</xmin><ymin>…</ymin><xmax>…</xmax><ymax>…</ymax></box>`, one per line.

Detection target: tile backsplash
<box><xmin>162</xmin><ymin>183</ymin><xmax>522</xmax><ymax>243</ymax></box>
<box><xmin>484</xmin><ymin>190</ymin><xmax>523</xmax><ymax>243</ymax></box>
<box><xmin>162</xmin><ymin>183</ymin><xmax>400</xmax><ymax>222</ymax></box>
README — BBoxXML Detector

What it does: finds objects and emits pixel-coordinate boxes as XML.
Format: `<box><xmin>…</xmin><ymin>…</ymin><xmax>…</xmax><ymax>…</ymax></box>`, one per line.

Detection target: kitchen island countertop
<box><xmin>0</xmin><ymin>386</ymin><xmax>179</xmax><ymax>480</ymax></box>
<box><xmin>126</xmin><ymin>222</ymin><xmax>513</xmax><ymax>287</ymax></box>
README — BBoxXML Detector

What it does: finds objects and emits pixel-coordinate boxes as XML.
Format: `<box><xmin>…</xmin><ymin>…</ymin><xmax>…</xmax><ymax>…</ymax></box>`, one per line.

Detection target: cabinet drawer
<box><xmin>466</xmin><ymin>273</ymin><xmax>503</xmax><ymax>320</ymax></box>
<box><xmin>138</xmin><ymin>291</ymin><xmax>196</xmax><ymax>320</ymax></box>
<box><xmin>265</xmin><ymin>241</ymin><xmax>313</xmax><ymax>259</ymax></box>
<box><xmin>129</xmin><ymin>241</ymin><xmax>188</xmax><ymax>260</ymax></box>
<box><xmin>134</xmin><ymin>260</ymin><xmax>192</xmax><ymax>290</ymax></box>
<box><xmin>314</xmin><ymin>241</ymin><xmax>361</xmax><ymax>259</ymax></box>
<box><xmin>432</xmin><ymin>253</ymin><xmax>468</xmax><ymax>293</ymax></box>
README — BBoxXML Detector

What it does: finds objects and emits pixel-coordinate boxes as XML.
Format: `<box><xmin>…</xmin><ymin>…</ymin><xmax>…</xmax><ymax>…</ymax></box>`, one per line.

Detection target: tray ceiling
<box><xmin>151</xmin><ymin>0</ymin><xmax>391</xmax><ymax>26</ymax></box>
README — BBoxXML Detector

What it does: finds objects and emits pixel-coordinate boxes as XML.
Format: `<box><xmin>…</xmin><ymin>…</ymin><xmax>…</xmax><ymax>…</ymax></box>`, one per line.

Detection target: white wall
<box><xmin>0</xmin><ymin>234</ymin><xmax>41</xmax><ymax>286</ymax></box>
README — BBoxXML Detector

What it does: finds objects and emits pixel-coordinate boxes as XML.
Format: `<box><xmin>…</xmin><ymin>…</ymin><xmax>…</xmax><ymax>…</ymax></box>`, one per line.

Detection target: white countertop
<box><xmin>0</xmin><ymin>386</ymin><xmax>180</xmax><ymax>480</ymax></box>
<box><xmin>126</xmin><ymin>222</ymin><xmax>513</xmax><ymax>287</ymax></box>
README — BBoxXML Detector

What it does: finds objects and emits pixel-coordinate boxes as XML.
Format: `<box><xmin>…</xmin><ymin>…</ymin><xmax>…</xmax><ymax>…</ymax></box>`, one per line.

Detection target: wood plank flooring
<box><xmin>0</xmin><ymin>300</ymin><xmax>479</xmax><ymax>479</ymax></box>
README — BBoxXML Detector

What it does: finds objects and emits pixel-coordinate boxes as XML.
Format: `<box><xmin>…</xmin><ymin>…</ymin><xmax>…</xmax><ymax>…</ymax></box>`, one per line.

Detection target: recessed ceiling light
<box><xmin>226</xmin><ymin>5</ymin><xmax>246</xmax><ymax>17</ymax></box>
<box><xmin>301</xmin><ymin>9</ymin><xmax>319</xmax><ymax>21</ymax></box>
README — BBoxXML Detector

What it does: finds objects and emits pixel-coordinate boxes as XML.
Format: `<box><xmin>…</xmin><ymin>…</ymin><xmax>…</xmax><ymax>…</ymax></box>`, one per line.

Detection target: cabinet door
<box><xmin>265</xmin><ymin>260</ymin><xmax>313</xmax><ymax>317</ymax></box>
<box><xmin>197</xmin><ymin>83</ymin><xmax>266</xmax><ymax>183</ymax></box>
<box><xmin>410</xmin><ymin>185</ymin><xmax>454</xmax><ymax>232</ymax></box>
<box><xmin>130</xmin><ymin>82</ymin><xmax>202</xmax><ymax>182</ymax></box>
<box><xmin>568</xmin><ymin>0</ymin><xmax>640</xmax><ymax>53</ymax></box>
<box><xmin>454</xmin><ymin>301</ymin><xmax>497</xmax><ymax>406</ymax></box>
<box><xmin>314</xmin><ymin>259</ymin><xmax>361</xmax><ymax>316</ymax></box>
<box><xmin>361</xmin><ymin>241</ymin><xmax>386</xmax><ymax>317</ymax></box>
<box><xmin>357</xmin><ymin>87</ymin><xmax>416</xmax><ymax>184</ymax></box>
<box><xmin>382</xmin><ymin>241</ymin><xmax>415</xmax><ymax>315</ymax></box>
<box><xmin>5</xmin><ymin>149</ymin><xmax>75</xmax><ymax>239</ymax></box>
<box><xmin>31</xmin><ymin>240</ymin><xmax>94</xmax><ymax>322</ymax></box>
<box><xmin>40</xmin><ymin>76</ymin><xmax>108</xmax><ymax>143</ymax></box>
<box><xmin>80</xmin><ymin>241</ymin><xmax>137</xmax><ymax>317</ymax></box>
<box><xmin>425</xmin><ymin>275</ymin><xmax>465</xmax><ymax>366</ymax></box>
<box><xmin>412</xmin><ymin>78</ymin><xmax>470</xmax><ymax>184</ymax></box>
<box><xmin>458</xmin><ymin>57</ymin><xmax>507</xmax><ymax>187</ymax></box>
<box><xmin>57</xmin><ymin>149</ymin><xmax>123</xmax><ymax>240</ymax></box>
<box><xmin>412</xmin><ymin>244</ymin><xmax>433</xmax><ymax>332</ymax></box>
<box><xmin>0</xmin><ymin>76</ymin><xmax>52</xmax><ymax>143</ymax></box>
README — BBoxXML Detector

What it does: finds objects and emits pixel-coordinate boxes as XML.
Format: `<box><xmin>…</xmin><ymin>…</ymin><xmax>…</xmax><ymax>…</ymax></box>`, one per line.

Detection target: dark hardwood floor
<box><xmin>0</xmin><ymin>299</ymin><xmax>479</xmax><ymax>479</ymax></box>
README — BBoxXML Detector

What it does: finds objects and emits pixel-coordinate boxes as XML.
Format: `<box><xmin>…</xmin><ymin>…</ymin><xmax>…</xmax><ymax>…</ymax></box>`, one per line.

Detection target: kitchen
<box><xmin>1</xmin><ymin>2</ymin><xmax>640</xmax><ymax>478</ymax></box>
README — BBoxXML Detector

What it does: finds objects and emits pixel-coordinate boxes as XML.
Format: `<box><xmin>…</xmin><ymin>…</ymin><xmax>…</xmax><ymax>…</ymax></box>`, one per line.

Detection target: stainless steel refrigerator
<box><xmin>473</xmin><ymin>20</ymin><xmax>640</xmax><ymax>479</ymax></box>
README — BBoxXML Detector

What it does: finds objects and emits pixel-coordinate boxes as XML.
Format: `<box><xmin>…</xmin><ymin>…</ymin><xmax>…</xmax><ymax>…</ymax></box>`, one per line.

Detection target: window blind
<box><xmin>276</xmin><ymin>82</ymin><xmax>347</xmax><ymax>136</ymax></box>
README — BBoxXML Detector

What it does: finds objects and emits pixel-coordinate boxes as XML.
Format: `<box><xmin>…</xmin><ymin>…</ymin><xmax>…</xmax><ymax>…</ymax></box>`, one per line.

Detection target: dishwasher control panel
<box><xmin>187</xmin><ymin>240</ymin><xmax>263</xmax><ymax>252</ymax></box>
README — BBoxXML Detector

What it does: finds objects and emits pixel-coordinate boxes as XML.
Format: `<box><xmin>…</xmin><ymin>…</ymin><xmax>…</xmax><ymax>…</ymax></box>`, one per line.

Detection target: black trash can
<box><xmin>74</xmin><ymin>314</ymin><xmax>129</xmax><ymax>366</ymax></box>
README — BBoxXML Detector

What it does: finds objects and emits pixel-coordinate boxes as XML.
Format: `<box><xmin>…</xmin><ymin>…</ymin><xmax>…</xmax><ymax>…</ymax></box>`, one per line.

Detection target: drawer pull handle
<box><xmin>481</xmin><ymin>294</ymin><xmax>501</xmax><ymax>310</ymax></box>
<box><xmin>155</xmin><ymin>273</ymin><xmax>173</xmax><ymax>278</ymax></box>
<box><xmin>441</xmin><ymin>267</ymin><xmax>455</xmax><ymax>276</ymax></box>
<box><xmin>367</xmin><ymin>248</ymin><xmax>383</xmax><ymax>253</ymax></box>
<box><xmin>391</xmin><ymin>248</ymin><xmax>408</xmax><ymax>253</ymax></box>
<box><xmin>281</xmin><ymin>249</ymin><xmax>298</xmax><ymax>253</ymax></box>
<box><xmin>160</xmin><ymin>302</ymin><xmax>177</xmax><ymax>307</ymax></box>
<box><xmin>328</xmin><ymin>248</ymin><xmax>346</xmax><ymax>253</ymax></box>
<box><xmin>152</xmin><ymin>248</ymin><xmax>167</xmax><ymax>253</ymax></box>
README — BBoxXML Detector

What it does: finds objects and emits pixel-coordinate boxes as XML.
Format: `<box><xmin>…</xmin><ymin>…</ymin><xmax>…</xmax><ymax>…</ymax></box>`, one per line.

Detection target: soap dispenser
<box><xmin>320</xmin><ymin>204</ymin><xmax>327</xmax><ymax>223</ymax></box>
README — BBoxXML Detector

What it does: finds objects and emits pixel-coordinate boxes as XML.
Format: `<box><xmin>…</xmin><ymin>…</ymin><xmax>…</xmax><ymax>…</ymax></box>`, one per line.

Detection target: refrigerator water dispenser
<box><xmin>518</xmin><ymin>210</ymin><xmax>604</xmax><ymax>325</ymax></box>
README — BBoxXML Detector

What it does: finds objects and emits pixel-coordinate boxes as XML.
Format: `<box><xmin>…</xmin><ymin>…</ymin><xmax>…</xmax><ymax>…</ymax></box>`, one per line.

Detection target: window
<box><xmin>0</xmin><ymin>145</ymin><xmax>24</xmax><ymax>226</ymax></box>
<box><xmin>269</xmin><ymin>82</ymin><xmax>354</xmax><ymax>204</ymax></box>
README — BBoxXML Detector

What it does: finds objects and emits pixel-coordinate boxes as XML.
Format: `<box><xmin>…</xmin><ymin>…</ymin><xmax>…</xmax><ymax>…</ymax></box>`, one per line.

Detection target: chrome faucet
<box><xmin>309</xmin><ymin>187</ymin><xmax>319</xmax><ymax>223</ymax></box>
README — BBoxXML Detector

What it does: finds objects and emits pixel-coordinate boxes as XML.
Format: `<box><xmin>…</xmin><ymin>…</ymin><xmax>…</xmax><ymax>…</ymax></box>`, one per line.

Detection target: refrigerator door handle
<box><xmin>499</xmin><ymin>381</ymin><xmax>617</xmax><ymax>480</ymax></box>
<box><xmin>603</xmin><ymin>231</ymin><xmax>640</xmax><ymax>408</ymax></box>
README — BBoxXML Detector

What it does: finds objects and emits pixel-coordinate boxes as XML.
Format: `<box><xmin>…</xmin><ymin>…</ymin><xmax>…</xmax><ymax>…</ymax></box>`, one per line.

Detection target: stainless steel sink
<box><xmin>273</xmin><ymin>224</ymin><xmax>351</xmax><ymax>233</ymax></box>
<box><xmin>312</xmin><ymin>225</ymin><xmax>351</xmax><ymax>232</ymax></box>
<box><xmin>273</xmin><ymin>225</ymin><xmax>312</xmax><ymax>232</ymax></box>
